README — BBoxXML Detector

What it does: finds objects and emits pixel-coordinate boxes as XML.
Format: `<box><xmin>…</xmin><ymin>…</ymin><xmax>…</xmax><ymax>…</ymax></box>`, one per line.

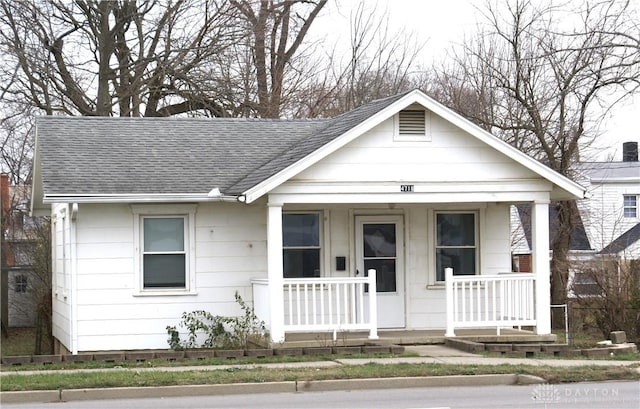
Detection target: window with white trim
<box><xmin>132</xmin><ymin>204</ymin><xmax>197</xmax><ymax>294</ymax></box>
<box><xmin>282</xmin><ymin>212</ymin><xmax>321</xmax><ymax>278</ymax></box>
<box><xmin>435</xmin><ymin>212</ymin><xmax>477</xmax><ymax>281</ymax></box>
<box><xmin>142</xmin><ymin>217</ymin><xmax>187</xmax><ymax>288</ymax></box>
<box><xmin>623</xmin><ymin>195</ymin><xmax>638</xmax><ymax>218</ymax></box>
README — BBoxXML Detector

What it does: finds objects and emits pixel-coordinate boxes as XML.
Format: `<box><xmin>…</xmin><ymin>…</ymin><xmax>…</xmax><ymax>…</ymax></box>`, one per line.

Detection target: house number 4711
<box><xmin>400</xmin><ymin>185</ymin><xmax>414</xmax><ymax>192</ymax></box>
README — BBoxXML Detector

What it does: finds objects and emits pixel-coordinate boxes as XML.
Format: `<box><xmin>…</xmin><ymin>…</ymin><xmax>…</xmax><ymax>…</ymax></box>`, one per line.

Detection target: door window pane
<box><xmin>363</xmin><ymin>223</ymin><xmax>397</xmax><ymax>293</ymax></box>
<box><xmin>363</xmin><ymin>224</ymin><xmax>396</xmax><ymax>257</ymax></box>
<box><xmin>365</xmin><ymin>259</ymin><xmax>396</xmax><ymax>292</ymax></box>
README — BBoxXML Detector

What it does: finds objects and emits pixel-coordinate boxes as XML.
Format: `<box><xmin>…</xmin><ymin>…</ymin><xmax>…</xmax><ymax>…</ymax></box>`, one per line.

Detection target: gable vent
<box><xmin>399</xmin><ymin>110</ymin><xmax>425</xmax><ymax>135</ymax></box>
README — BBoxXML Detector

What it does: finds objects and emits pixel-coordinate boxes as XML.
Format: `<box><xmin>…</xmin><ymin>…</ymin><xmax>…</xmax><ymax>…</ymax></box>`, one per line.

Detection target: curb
<box><xmin>0</xmin><ymin>374</ymin><xmax>545</xmax><ymax>404</ymax></box>
<box><xmin>0</xmin><ymin>390</ymin><xmax>61</xmax><ymax>404</ymax></box>
<box><xmin>297</xmin><ymin>374</ymin><xmax>522</xmax><ymax>392</ymax></box>
<box><xmin>61</xmin><ymin>382</ymin><xmax>296</xmax><ymax>401</ymax></box>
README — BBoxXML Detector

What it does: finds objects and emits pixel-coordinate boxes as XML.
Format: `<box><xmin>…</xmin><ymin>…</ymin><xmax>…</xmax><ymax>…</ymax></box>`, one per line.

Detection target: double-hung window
<box><xmin>435</xmin><ymin>212</ymin><xmax>477</xmax><ymax>281</ymax></box>
<box><xmin>132</xmin><ymin>204</ymin><xmax>196</xmax><ymax>294</ymax></box>
<box><xmin>282</xmin><ymin>213</ymin><xmax>321</xmax><ymax>278</ymax></box>
<box><xmin>142</xmin><ymin>217</ymin><xmax>187</xmax><ymax>288</ymax></box>
<box><xmin>623</xmin><ymin>195</ymin><xmax>638</xmax><ymax>218</ymax></box>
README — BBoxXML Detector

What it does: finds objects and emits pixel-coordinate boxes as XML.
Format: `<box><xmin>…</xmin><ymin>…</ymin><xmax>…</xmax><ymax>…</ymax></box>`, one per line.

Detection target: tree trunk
<box><xmin>549</xmin><ymin>200</ymin><xmax>578</xmax><ymax>329</ymax></box>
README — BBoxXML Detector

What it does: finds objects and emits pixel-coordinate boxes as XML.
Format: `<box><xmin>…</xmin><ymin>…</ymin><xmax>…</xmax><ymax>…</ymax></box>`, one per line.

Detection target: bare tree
<box><xmin>1</xmin><ymin>107</ymin><xmax>34</xmax><ymax>184</ymax></box>
<box><xmin>294</xmin><ymin>1</ymin><xmax>423</xmax><ymax>118</ymax></box>
<box><xmin>427</xmin><ymin>0</ymin><xmax>640</xmax><ymax>321</ymax></box>
<box><xmin>0</xmin><ymin>0</ymin><xmax>240</xmax><ymax>117</ymax></box>
<box><xmin>228</xmin><ymin>0</ymin><xmax>327</xmax><ymax>118</ymax></box>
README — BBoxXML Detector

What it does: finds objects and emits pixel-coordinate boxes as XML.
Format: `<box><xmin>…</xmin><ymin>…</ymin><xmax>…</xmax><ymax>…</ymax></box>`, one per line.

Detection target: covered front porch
<box><xmin>252</xmin><ymin>199</ymin><xmax>553</xmax><ymax>345</ymax></box>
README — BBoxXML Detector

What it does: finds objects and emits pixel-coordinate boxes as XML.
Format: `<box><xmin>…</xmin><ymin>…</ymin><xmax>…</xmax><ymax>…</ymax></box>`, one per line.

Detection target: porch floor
<box><xmin>282</xmin><ymin>328</ymin><xmax>557</xmax><ymax>348</ymax></box>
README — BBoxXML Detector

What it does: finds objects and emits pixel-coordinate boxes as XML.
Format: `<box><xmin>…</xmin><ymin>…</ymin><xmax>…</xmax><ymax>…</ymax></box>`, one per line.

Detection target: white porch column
<box><xmin>444</xmin><ymin>267</ymin><xmax>455</xmax><ymax>337</ymax></box>
<box><xmin>267</xmin><ymin>202</ymin><xmax>285</xmax><ymax>343</ymax></box>
<box><xmin>532</xmin><ymin>200</ymin><xmax>551</xmax><ymax>335</ymax></box>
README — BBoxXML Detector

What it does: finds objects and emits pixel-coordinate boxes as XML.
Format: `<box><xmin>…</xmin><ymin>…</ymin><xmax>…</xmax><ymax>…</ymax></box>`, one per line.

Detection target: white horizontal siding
<box><xmin>583</xmin><ymin>181</ymin><xmax>640</xmax><ymax>253</ymax></box>
<box><xmin>481</xmin><ymin>204</ymin><xmax>512</xmax><ymax>274</ymax></box>
<box><xmin>293</xmin><ymin>116</ymin><xmax>538</xmax><ymax>184</ymax></box>
<box><xmin>70</xmin><ymin>202</ymin><xmax>267</xmax><ymax>351</ymax></box>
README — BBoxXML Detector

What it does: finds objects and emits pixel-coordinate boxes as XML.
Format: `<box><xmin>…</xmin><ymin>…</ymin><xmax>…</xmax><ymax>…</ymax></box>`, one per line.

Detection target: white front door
<box><xmin>356</xmin><ymin>215</ymin><xmax>405</xmax><ymax>328</ymax></box>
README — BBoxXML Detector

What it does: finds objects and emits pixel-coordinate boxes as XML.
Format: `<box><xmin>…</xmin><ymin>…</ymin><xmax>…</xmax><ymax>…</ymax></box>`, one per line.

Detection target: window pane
<box><xmin>283</xmin><ymin>249</ymin><xmax>320</xmax><ymax>278</ymax></box>
<box><xmin>436</xmin><ymin>248</ymin><xmax>476</xmax><ymax>281</ymax></box>
<box><xmin>623</xmin><ymin>195</ymin><xmax>636</xmax><ymax>207</ymax></box>
<box><xmin>283</xmin><ymin>214</ymin><xmax>319</xmax><ymax>247</ymax></box>
<box><xmin>623</xmin><ymin>195</ymin><xmax>637</xmax><ymax>217</ymax></box>
<box><xmin>364</xmin><ymin>259</ymin><xmax>396</xmax><ymax>292</ymax></box>
<box><xmin>144</xmin><ymin>254</ymin><xmax>186</xmax><ymax>287</ymax></box>
<box><xmin>144</xmin><ymin>218</ymin><xmax>184</xmax><ymax>252</ymax></box>
<box><xmin>363</xmin><ymin>224</ymin><xmax>396</xmax><ymax>257</ymax></box>
<box><xmin>437</xmin><ymin>213</ymin><xmax>475</xmax><ymax>246</ymax></box>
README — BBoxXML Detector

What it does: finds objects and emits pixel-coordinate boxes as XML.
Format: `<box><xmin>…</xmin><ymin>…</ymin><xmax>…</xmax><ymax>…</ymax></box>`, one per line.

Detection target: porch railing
<box><xmin>445</xmin><ymin>268</ymin><xmax>536</xmax><ymax>336</ymax></box>
<box><xmin>252</xmin><ymin>270</ymin><xmax>378</xmax><ymax>340</ymax></box>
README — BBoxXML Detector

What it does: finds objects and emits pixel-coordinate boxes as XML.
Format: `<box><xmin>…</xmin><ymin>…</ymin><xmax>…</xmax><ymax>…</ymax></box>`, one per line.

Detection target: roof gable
<box><xmin>240</xmin><ymin>89</ymin><xmax>586</xmax><ymax>203</ymax></box>
<box><xmin>228</xmin><ymin>92</ymin><xmax>411</xmax><ymax>195</ymax></box>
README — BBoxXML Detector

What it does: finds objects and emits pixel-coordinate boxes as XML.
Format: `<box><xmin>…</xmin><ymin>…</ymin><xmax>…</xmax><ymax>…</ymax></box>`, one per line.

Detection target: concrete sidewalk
<box><xmin>1</xmin><ymin>345</ymin><xmax>638</xmax><ymax>404</ymax></box>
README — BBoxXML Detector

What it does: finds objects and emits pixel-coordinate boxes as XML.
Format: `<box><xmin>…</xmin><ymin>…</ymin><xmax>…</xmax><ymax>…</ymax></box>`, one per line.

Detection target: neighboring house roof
<box><xmin>580</xmin><ymin>161</ymin><xmax>640</xmax><ymax>183</ymax></box>
<box><xmin>516</xmin><ymin>204</ymin><xmax>592</xmax><ymax>252</ymax></box>
<box><xmin>600</xmin><ymin>223</ymin><xmax>640</xmax><ymax>255</ymax></box>
<box><xmin>32</xmin><ymin>89</ymin><xmax>585</xmax><ymax>209</ymax></box>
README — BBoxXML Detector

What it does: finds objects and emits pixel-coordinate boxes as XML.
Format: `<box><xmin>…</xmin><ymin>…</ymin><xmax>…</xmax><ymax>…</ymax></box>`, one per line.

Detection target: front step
<box><xmin>445</xmin><ymin>337</ymin><xmax>571</xmax><ymax>357</ymax></box>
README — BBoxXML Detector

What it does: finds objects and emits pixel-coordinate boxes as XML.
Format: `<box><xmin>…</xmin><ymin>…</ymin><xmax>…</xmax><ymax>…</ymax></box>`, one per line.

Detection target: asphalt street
<box><xmin>2</xmin><ymin>381</ymin><xmax>639</xmax><ymax>409</ymax></box>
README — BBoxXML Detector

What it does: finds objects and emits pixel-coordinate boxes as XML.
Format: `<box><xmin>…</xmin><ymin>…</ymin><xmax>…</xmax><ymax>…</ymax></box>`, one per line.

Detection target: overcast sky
<box><xmin>312</xmin><ymin>0</ymin><xmax>638</xmax><ymax>162</ymax></box>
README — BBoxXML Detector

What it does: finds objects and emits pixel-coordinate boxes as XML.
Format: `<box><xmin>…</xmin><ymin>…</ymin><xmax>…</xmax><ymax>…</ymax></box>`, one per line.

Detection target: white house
<box><xmin>31</xmin><ymin>90</ymin><xmax>586</xmax><ymax>354</ymax></box>
<box><xmin>511</xmin><ymin>142</ymin><xmax>640</xmax><ymax>296</ymax></box>
<box><xmin>578</xmin><ymin>142</ymin><xmax>640</xmax><ymax>259</ymax></box>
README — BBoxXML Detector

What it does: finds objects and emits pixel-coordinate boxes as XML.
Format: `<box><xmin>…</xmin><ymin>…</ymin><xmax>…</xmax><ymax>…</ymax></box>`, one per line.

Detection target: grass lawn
<box><xmin>0</xmin><ymin>327</ymin><xmax>51</xmax><ymax>356</ymax></box>
<box><xmin>2</xmin><ymin>327</ymin><xmax>638</xmax><ymax>392</ymax></box>
<box><xmin>1</xmin><ymin>362</ymin><xmax>638</xmax><ymax>391</ymax></box>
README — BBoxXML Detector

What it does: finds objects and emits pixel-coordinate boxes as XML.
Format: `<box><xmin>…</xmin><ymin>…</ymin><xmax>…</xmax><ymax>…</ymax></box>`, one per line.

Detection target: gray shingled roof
<box><xmin>516</xmin><ymin>203</ymin><xmax>592</xmax><ymax>251</ymax></box>
<box><xmin>37</xmin><ymin>116</ymin><xmax>327</xmax><ymax>196</ymax></box>
<box><xmin>580</xmin><ymin>161</ymin><xmax>640</xmax><ymax>181</ymax></box>
<box><xmin>600</xmin><ymin>223</ymin><xmax>640</xmax><ymax>254</ymax></box>
<box><xmin>37</xmin><ymin>92</ymin><xmax>409</xmax><ymax>198</ymax></box>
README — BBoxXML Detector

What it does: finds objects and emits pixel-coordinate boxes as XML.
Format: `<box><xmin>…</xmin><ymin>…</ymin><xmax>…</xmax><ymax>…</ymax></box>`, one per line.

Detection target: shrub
<box><xmin>570</xmin><ymin>258</ymin><xmax>640</xmax><ymax>342</ymax></box>
<box><xmin>166</xmin><ymin>292</ymin><xmax>269</xmax><ymax>350</ymax></box>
